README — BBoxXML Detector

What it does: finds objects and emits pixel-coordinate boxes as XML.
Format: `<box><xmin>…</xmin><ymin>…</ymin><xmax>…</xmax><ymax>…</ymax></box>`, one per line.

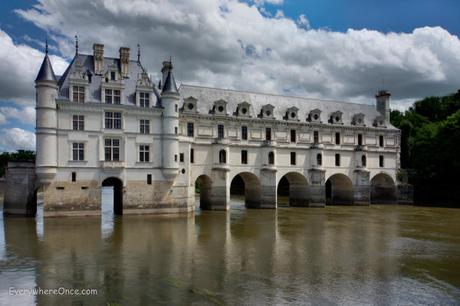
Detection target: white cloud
<box><xmin>0</xmin><ymin>128</ymin><xmax>35</xmax><ymax>152</ymax></box>
<box><xmin>0</xmin><ymin>106</ymin><xmax>36</xmax><ymax>125</ymax></box>
<box><xmin>253</xmin><ymin>0</ymin><xmax>284</xmax><ymax>6</ymax></box>
<box><xmin>10</xmin><ymin>0</ymin><xmax>460</xmax><ymax>112</ymax></box>
<box><xmin>0</xmin><ymin>113</ymin><xmax>6</xmax><ymax>125</ymax></box>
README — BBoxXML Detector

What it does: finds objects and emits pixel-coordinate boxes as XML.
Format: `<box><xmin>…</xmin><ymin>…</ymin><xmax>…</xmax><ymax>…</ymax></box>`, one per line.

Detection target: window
<box><xmin>218</xmin><ymin>124</ymin><xmax>224</xmax><ymax>139</ymax></box>
<box><xmin>335</xmin><ymin>132</ymin><xmax>341</xmax><ymax>145</ymax></box>
<box><xmin>105</xmin><ymin>89</ymin><xmax>121</xmax><ymax>104</ymax></box>
<box><xmin>71</xmin><ymin>172</ymin><xmax>76</xmax><ymax>182</ymax></box>
<box><xmin>219</xmin><ymin>150</ymin><xmax>226</xmax><ymax>164</ymax></box>
<box><xmin>268</xmin><ymin>152</ymin><xmax>275</xmax><ymax>165</ymax></box>
<box><xmin>242</xmin><ymin>126</ymin><xmax>248</xmax><ymax>140</ymax></box>
<box><xmin>72</xmin><ymin>86</ymin><xmax>85</xmax><ymax>103</ymax></box>
<box><xmin>105</xmin><ymin>112</ymin><xmax>122</xmax><ymax>129</ymax></box>
<box><xmin>175</xmin><ymin>127</ymin><xmax>178</xmax><ymax>135</ymax></box>
<box><xmin>362</xmin><ymin>155</ymin><xmax>367</xmax><ymax>167</ymax></box>
<box><xmin>290</xmin><ymin>129</ymin><xmax>296</xmax><ymax>143</ymax></box>
<box><xmin>179</xmin><ymin>153</ymin><xmax>184</xmax><ymax>163</ymax></box>
<box><xmin>241</xmin><ymin>150</ymin><xmax>248</xmax><ymax>164</ymax></box>
<box><xmin>139</xmin><ymin>145</ymin><xmax>150</xmax><ymax>162</ymax></box>
<box><xmin>314</xmin><ymin>131</ymin><xmax>319</xmax><ymax>144</ymax></box>
<box><xmin>72</xmin><ymin>115</ymin><xmax>84</xmax><ymax>131</ymax></box>
<box><xmin>266</xmin><ymin>128</ymin><xmax>272</xmax><ymax>141</ymax></box>
<box><xmin>174</xmin><ymin>155</ymin><xmax>177</xmax><ymax>162</ymax></box>
<box><xmin>175</xmin><ymin>104</ymin><xmax>178</xmax><ymax>112</ymax></box>
<box><xmin>140</xmin><ymin>119</ymin><xmax>150</xmax><ymax>134</ymax></box>
<box><xmin>105</xmin><ymin>138</ymin><xmax>120</xmax><ymax>161</ymax></box>
<box><xmin>317</xmin><ymin>153</ymin><xmax>322</xmax><ymax>166</ymax></box>
<box><xmin>110</xmin><ymin>71</ymin><xmax>116</xmax><ymax>81</ymax></box>
<box><xmin>335</xmin><ymin>154</ymin><xmax>341</xmax><ymax>166</ymax></box>
<box><xmin>379</xmin><ymin>155</ymin><xmax>384</xmax><ymax>167</ymax></box>
<box><xmin>190</xmin><ymin>148</ymin><xmax>194</xmax><ymax>164</ymax></box>
<box><xmin>358</xmin><ymin>134</ymin><xmax>363</xmax><ymax>146</ymax></box>
<box><xmin>290</xmin><ymin>152</ymin><xmax>296</xmax><ymax>165</ymax></box>
<box><xmin>147</xmin><ymin>174</ymin><xmax>152</xmax><ymax>185</ymax></box>
<box><xmin>379</xmin><ymin>135</ymin><xmax>384</xmax><ymax>147</ymax></box>
<box><xmin>72</xmin><ymin>142</ymin><xmax>84</xmax><ymax>161</ymax></box>
<box><xmin>187</xmin><ymin>122</ymin><xmax>194</xmax><ymax>137</ymax></box>
<box><xmin>140</xmin><ymin>92</ymin><xmax>150</xmax><ymax>108</ymax></box>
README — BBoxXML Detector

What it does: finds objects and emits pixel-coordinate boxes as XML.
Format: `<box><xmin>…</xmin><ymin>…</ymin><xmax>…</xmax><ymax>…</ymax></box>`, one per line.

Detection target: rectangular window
<box><xmin>174</xmin><ymin>154</ymin><xmax>177</xmax><ymax>162</ymax></box>
<box><xmin>290</xmin><ymin>129</ymin><xmax>296</xmax><ymax>143</ymax></box>
<box><xmin>110</xmin><ymin>71</ymin><xmax>116</xmax><ymax>81</ymax></box>
<box><xmin>139</xmin><ymin>145</ymin><xmax>150</xmax><ymax>162</ymax></box>
<box><xmin>379</xmin><ymin>135</ymin><xmax>384</xmax><ymax>147</ymax></box>
<box><xmin>72</xmin><ymin>142</ymin><xmax>84</xmax><ymax>161</ymax></box>
<box><xmin>72</xmin><ymin>86</ymin><xmax>85</xmax><ymax>103</ymax></box>
<box><xmin>242</xmin><ymin>126</ymin><xmax>248</xmax><ymax>140</ymax></box>
<box><xmin>241</xmin><ymin>150</ymin><xmax>248</xmax><ymax>164</ymax></box>
<box><xmin>105</xmin><ymin>138</ymin><xmax>120</xmax><ymax>161</ymax></box>
<box><xmin>190</xmin><ymin>148</ymin><xmax>194</xmax><ymax>164</ymax></box>
<box><xmin>139</xmin><ymin>92</ymin><xmax>150</xmax><ymax>108</ymax></box>
<box><xmin>105</xmin><ymin>112</ymin><xmax>122</xmax><ymax>129</ymax></box>
<box><xmin>314</xmin><ymin>131</ymin><xmax>319</xmax><ymax>144</ymax></box>
<box><xmin>179</xmin><ymin>153</ymin><xmax>184</xmax><ymax>163</ymax></box>
<box><xmin>218</xmin><ymin>124</ymin><xmax>224</xmax><ymax>139</ymax></box>
<box><xmin>187</xmin><ymin>122</ymin><xmax>194</xmax><ymax>137</ymax></box>
<box><xmin>290</xmin><ymin>152</ymin><xmax>296</xmax><ymax>165</ymax></box>
<box><xmin>71</xmin><ymin>172</ymin><xmax>76</xmax><ymax>182</ymax></box>
<box><xmin>266</xmin><ymin>128</ymin><xmax>272</xmax><ymax>141</ymax></box>
<box><xmin>335</xmin><ymin>154</ymin><xmax>341</xmax><ymax>166</ymax></box>
<box><xmin>147</xmin><ymin>174</ymin><xmax>152</xmax><ymax>185</ymax></box>
<box><xmin>379</xmin><ymin>155</ymin><xmax>384</xmax><ymax>167</ymax></box>
<box><xmin>105</xmin><ymin>89</ymin><xmax>121</xmax><ymax>104</ymax></box>
<box><xmin>358</xmin><ymin>134</ymin><xmax>363</xmax><ymax>146</ymax></box>
<box><xmin>72</xmin><ymin>115</ymin><xmax>84</xmax><ymax>131</ymax></box>
<box><xmin>140</xmin><ymin>119</ymin><xmax>150</xmax><ymax>134</ymax></box>
<box><xmin>335</xmin><ymin>132</ymin><xmax>341</xmax><ymax>145</ymax></box>
<box><xmin>175</xmin><ymin>127</ymin><xmax>178</xmax><ymax>135</ymax></box>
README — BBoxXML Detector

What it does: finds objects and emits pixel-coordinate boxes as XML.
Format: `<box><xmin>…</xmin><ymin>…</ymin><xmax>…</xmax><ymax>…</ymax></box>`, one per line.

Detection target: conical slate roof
<box><xmin>161</xmin><ymin>69</ymin><xmax>178</xmax><ymax>94</ymax></box>
<box><xmin>35</xmin><ymin>54</ymin><xmax>57</xmax><ymax>82</ymax></box>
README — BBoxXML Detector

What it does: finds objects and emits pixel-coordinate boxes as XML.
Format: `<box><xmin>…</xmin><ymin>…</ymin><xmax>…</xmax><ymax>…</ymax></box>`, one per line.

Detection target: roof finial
<box><xmin>45</xmin><ymin>39</ymin><xmax>48</xmax><ymax>55</ymax></box>
<box><xmin>137</xmin><ymin>43</ymin><xmax>141</xmax><ymax>62</ymax></box>
<box><xmin>75</xmin><ymin>35</ymin><xmax>79</xmax><ymax>54</ymax></box>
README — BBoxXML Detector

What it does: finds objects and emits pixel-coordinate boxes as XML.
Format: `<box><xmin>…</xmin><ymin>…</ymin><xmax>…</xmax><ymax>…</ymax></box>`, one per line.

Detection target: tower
<box><xmin>35</xmin><ymin>43</ymin><xmax>58</xmax><ymax>184</ymax></box>
<box><xmin>375</xmin><ymin>90</ymin><xmax>391</xmax><ymax>122</ymax></box>
<box><xmin>160</xmin><ymin>60</ymin><xmax>180</xmax><ymax>180</ymax></box>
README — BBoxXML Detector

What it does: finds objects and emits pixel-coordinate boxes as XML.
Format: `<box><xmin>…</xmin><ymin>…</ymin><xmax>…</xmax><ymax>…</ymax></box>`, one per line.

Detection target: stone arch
<box><xmin>230</xmin><ymin>172</ymin><xmax>261</xmax><ymax>208</ymax></box>
<box><xmin>277</xmin><ymin>172</ymin><xmax>309</xmax><ymax>207</ymax></box>
<box><xmin>102</xmin><ymin>177</ymin><xmax>123</xmax><ymax>215</ymax></box>
<box><xmin>325</xmin><ymin>173</ymin><xmax>353</xmax><ymax>205</ymax></box>
<box><xmin>370</xmin><ymin>173</ymin><xmax>397</xmax><ymax>204</ymax></box>
<box><xmin>195</xmin><ymin>174</ymin><xmax>213</xmax><ymax>210</ymax></box>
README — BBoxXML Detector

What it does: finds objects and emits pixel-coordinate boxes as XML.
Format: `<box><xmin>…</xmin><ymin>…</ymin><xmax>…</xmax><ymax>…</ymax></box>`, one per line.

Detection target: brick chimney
<box><xmin>93</xmin><ymin>43</ymin><xmax>104</xmax><ymax>75</ymax></box>
<box><xmin>119</xmin><ymin>47</ymin><xmax>130</xmax><ymax>78</ymax></box>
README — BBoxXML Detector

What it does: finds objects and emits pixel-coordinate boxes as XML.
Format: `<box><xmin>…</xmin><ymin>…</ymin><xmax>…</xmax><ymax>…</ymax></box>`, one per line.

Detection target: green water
<box><xmin>1</xmin><ymin>196</ymin><xmax>460</xmax><ymax>305</ymax></box>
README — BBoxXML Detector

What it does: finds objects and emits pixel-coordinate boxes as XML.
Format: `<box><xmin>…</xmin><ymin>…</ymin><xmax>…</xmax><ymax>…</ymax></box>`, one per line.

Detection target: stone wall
<box><xmin>3</xmin><ymin>162</ymin><xmax>37</xmax><ymax>216</ymax></box>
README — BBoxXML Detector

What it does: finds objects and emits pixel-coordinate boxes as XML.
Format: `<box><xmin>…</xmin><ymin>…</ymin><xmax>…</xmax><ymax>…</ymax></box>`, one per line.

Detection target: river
<box><xmin>0</xmin><ymin>193</ymin><xmax>460</xmax><ymax>305</ymax></box>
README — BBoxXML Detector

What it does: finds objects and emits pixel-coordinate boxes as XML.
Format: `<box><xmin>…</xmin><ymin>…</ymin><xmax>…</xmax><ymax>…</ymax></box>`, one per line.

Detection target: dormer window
<box><xmin>110</xmin><ymin>71</ymin><xmax>116</xmax><ymax>81</ymax></box>
<box><xmin>211</xmin><ymin>99</ymin><xmax>227</xmax><ymax>116</ymax></box>
<box><xmin>69</xmin><ymin>66</ymin><xmax>89</xmax><ymax>103</ymax></box>
<box><xmin>135</xmin><ymin>71</ymin><xmax>154</xmax><ymax>108</ymax></box>
<box><xmin>236</xmin><ymin>102</ymin><xmax>251</xmax><ymax>117</ymax></box>
<box><xmin>139</xmin><ymin>92</ymin><xmax>150</xmax><ymax>108</ymax></box>
<box><xmin>183</xmin><ymin>96</ymin><xmax>198</xmax><ymax>113</ymax></box>
<box><xmin>308</xmin><ymin>109</ymin><xmax>322</xmax><ymax>123</ymax></box>
<box><xmin>105</xmin><ymin>89</ymin><xmax>121</xmax><ymax>104</ymax></box>
<box><xmin>352</xmin><ymin>113</ymin><xmax>365</xmax><ymax>126</ymax></box>
<box><xmin>72</xmin><ymin>86</ymin><xmax>85</xmax><ymax>103</ymax></box>
<box><xmin>373</xmin><ymin>115</ymin><xmax>386</xmax><ymax>127</ymax></box>
<box><xmin>285</xmin><ymin>106</ymin><xmax>299</xmax><ymax>121</ymax></box>
<box><xmin>259</xmin><ymin>104</ymin><xmax>275</xmax><ymax>119</ymax></box>
<box><xmin>329</xmin><ymin>111</ymin><xmax>343</xmax><ymax>124</ymax></box>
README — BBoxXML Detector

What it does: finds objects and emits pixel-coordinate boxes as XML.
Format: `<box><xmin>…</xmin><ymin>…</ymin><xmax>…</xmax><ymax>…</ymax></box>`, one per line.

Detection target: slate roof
<box><xmin>35</xmin><ymin>54</ymin><xmax>57</xmax><ymax>82</ymax></box>
<box><xmin>180</xmin><ymin>84</ymin><xmax>398</xmax><ymax>129</ymax></box>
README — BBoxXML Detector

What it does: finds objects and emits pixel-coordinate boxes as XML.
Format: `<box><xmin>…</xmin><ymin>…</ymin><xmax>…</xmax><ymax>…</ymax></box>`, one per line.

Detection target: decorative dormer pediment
<box><xmin>183</xmin><ymin>96</ymin><xmax>198</xmax><ymax>113</ymax></box>
<box><xmin>236</xmin><ymin>101</ymin><xmax>251</xmax><ymax>117</ymax></box>
<box><xmin>373</xmin><ymin>115</ymin><xmax>386</xmax><ymax>127</ymax></box>
<box><xmin>308</xmin><ymin>108</ymin><xmax>322</xmax><ymax>123</ymax></box>
<box><xmin>352</xmin><ymin>113</ymin><xmax>365</xmax><ymax>126</ymax></box>
<box><xmin>259</xmin><ymin>104</ymin><xmax>275</xmax><ymax>119</ymax></box>
<box><xmin>136</xmin><ymin>71</ymin><xmax>152</xmax><ymax>88</ymax></box>
<box><xmin>329</xmin><ymin>111</ymin><xmax>343</xmax><ymax>124</ymax></box>
<box><xmin>210</xmin><ymin>99</ymin><xmax>228</xmax><ymax>116</ymax></box>
<box><xmin>284</xmin><ymin>106</ymin><xmax>299</xmax><ymax>121</ymax></box>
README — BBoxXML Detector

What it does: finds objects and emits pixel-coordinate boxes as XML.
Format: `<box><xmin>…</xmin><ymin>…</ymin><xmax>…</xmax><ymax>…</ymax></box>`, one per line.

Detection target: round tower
<box><xmin>35</xmin><ymin>44</ymin><xmax>58</xmax><ymax>184</ymax></box>
<box><xmin>160</xmin><ymin>60</ymin><xmax>180</xmax><ymax>180</ymax></box>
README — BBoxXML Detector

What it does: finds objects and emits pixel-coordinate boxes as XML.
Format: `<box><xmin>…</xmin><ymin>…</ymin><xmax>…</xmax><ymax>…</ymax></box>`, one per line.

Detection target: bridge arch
<box><xmin>194</xmin><ymin>174</ymin><xmax>213</xmax><ymax>210</ymax></box>
<box><xmin>370</xmin><ymin>173</ymin><xmax>397</xmax><ymax>204</ymax></box>
<box><xmin>325</xmin><ymin>173</ymin><xmax>353</xmax><ymax>205</ymax></box>
<box><xmin>102</xmin><ymin>177</ymin><xmax>123</xmax><ymax>215</ymax></box>
<box><xmin>230</xmin><ymin>172</ymin><xmax>261</xmax><ymax>208</ymax></box>
<box><xmin>277</xmin><ymin>172</ymin><xmax>309</xmax><ymax>207</ymax></box>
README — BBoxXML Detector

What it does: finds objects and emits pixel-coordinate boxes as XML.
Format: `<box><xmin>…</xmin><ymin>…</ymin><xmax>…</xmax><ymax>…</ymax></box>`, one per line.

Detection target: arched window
<box><xmin>219</xmin><ymin>150</ymin><xmax>226</xmax><ymax>164</ymax></box>
<box><xmin>362</xmin><ymin>155</ymin><xmax>367</xmax><ymax>167</ymax></box>
<box><xmin>317</xmin><ymin>153</ymin><xmax>322</xmax><ymax>166</ymax></box>
<box><xmin>268</xmin><ymin>151</ymin><xmax>275</xmax><ymax>165</ymax></box>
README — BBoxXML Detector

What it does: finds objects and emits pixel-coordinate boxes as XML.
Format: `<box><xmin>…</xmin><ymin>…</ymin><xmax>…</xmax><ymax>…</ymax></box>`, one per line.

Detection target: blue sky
<box><xmin>0</xmin><ymin>0</ymin><xmax>460</xmax><ymax>152</ymax></box>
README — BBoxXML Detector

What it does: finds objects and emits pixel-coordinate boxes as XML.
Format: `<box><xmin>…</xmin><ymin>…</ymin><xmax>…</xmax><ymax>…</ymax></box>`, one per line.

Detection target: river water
<box><xmin>0</xmin><ymin>192</ymin><xmax>460</xmax><ymax>305</ymax></box>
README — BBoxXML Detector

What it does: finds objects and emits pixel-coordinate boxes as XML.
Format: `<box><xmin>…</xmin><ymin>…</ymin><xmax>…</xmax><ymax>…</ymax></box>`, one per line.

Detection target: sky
<box><xmin>0</xmin><ymin>0</ymin><xmax>459</xmax><ymax>152</ymax></box>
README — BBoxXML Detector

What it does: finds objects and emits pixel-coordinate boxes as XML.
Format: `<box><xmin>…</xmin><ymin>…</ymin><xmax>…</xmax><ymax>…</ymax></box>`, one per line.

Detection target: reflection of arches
<box><xmin>219</xmin><ymin>150</ymin><xmax>226</xmax><ymax>164</ymax></box>
<box><xmin>230</xmin><ymin>172</ymin><xmax>261</xmax><ymax>208</ymax></box>
<box><xmin>102</xmin><ymin>177</ymin><xmax>123</xmax><ymax>215</ymax></box>
<box><xmin>371</xmin><ymin>173</ymin><xmax>397</xmax><ymax>204</ymax></box>
<box><xmin>326</xmin><ymin>174</ymin><xmax>353</xmax><ymax>205</ymax></box>
<box><xmin>195</xmin><ymin>175</ymin><xmax>213</xmax><ymax>210</ymax></box>
<box><xmin>277</xmin><ymin>172</ymin><xmax>309</xmax><ymax>207</ymax></box>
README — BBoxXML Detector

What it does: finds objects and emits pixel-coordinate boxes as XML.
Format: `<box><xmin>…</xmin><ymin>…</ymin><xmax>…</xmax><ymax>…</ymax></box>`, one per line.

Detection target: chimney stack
<box><xmin>375</xmin><ymin>90</ymin><xmax>391</xmax><ymax>122</ymax></box>
<box><xmin>93</xmin><ymin>43</ymin><xmax>104</xmax><ymax>75</ymax></box>
<box><xmin>119</xmin><ymin>47</ymin><xmax>130</xmax><ymax>78</ymax></box>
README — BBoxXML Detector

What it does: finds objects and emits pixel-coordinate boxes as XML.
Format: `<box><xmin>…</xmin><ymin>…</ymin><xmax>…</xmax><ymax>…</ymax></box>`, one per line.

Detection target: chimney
<box><xmin>376</xmin><ymin>90</ymin><xmax>391</xmax><ymax>122</ymax></box>
<box><xmin>93</xmin><ymin>43</ymin><xmax>104</xmax><ymax>75</ymax></box>
<box><xmin>119</xmin><ymin>47</ymin><xmax>130</xmax><ymax>78</ymax></box>
<box><xmin>161</xmin><ymin>60</ymin><xmax>173</xmax><ymax>86</ymax></box>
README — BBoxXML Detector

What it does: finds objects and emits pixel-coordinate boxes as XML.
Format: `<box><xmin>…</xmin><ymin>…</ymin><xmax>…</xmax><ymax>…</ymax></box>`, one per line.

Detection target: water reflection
<box><xmin>0</xmin><ymin>197</ymin><xmax>460</xmax><ymax>305</ymax></box>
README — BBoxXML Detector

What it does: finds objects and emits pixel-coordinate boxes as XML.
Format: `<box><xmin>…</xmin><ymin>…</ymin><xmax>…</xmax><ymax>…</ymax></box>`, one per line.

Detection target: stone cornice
<box><xmin>57</xmin><ymin>100</ymin><xmax>163</xmax><ymax>115</ymax></box>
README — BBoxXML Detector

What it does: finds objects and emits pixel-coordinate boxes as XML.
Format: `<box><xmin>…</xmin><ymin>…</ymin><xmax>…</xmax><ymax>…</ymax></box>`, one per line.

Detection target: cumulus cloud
<box><xmin>0</xmin><ymin>128</ymin><xmax>35</xmax><ymax>152</ymax></box>
<box><xmin>0</xmin><ymin>106</ymin><xmax>36</xmax><ymax>125</ymax></box>
<box><xmin>10</xmin><ymin>0</ymin><xmax>460</xmax><ymax>111</ymax></box>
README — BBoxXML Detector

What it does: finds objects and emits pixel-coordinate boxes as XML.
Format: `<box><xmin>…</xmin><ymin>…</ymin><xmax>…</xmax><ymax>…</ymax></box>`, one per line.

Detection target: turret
<box><xmin>160</xmin><ymin>60</ymin><xmax>180</xmax><ymax>180</ymax></box>
<box><xmin>35</xmin><ymin>42</ymin><xmax>58</xmax><ymax>184</ymax></box>
<box><xmin>376</xmin><ymin>90</ymin><xmax>391</xmax><ymax>122</ymax></box>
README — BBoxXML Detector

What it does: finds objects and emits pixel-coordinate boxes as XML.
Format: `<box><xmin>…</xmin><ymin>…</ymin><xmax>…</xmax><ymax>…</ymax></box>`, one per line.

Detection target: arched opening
<box><xmin>268</xmin><ymin>151</ymin><xmax>275</xmax><ymax>165</ymax></box>
<box><xmin>371</xmin><ymin>173</ymin><xmax>397</xmax><ymax>204</ymax></box>
<box><xmin>195</xmin><ymin>175</ymin><xmax>213</xmax><ymax>210</ymax></box>
<box><xmin>325</xmin><ymin>174</ymin><xmax>353</xmax><ymax>205</ymax></box>
<box><xmin>102</xmin><ymin>177</ymin><xmax>123</xmax><ymax>215</ymax></box>
<box><xmin>230</xmin><ymin>172</ymin><xmax>261</xmax><ymax>208</ymax></box>
<box><xmin>277</xmin><ymin>172</ymin><xmax>309</xmax><ymax>207</ymax></box>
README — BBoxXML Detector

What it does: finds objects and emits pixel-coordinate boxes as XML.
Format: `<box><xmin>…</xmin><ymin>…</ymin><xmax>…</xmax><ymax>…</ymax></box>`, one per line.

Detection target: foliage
<box><xmin>0</xmin><ymin>150</ymin><xmax>35</xmax><ymax>177</ymax></box>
